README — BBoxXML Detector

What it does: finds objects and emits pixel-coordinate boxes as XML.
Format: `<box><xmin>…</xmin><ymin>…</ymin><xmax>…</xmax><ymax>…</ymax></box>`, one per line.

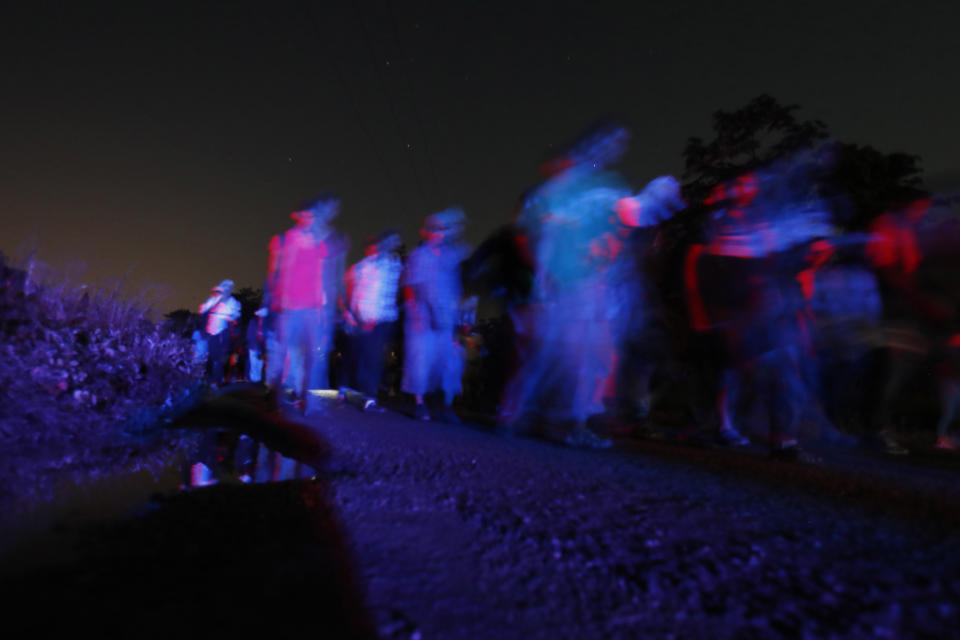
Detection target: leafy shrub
<box><xmin>0</xmin><ymin>254</ymin><xmax>203</xmax><ymax>514</ymax></box>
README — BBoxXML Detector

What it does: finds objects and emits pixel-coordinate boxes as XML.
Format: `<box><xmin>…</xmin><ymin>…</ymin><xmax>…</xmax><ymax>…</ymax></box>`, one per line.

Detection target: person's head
<box><xmin>730</xmin><ymin>173</ymin><xmax>760</xmax><ymax>208</ymax></box>
<box><xmin>905</xmin><ymin>198</ymin><xmax>931</xmax><ymax>223</ymax></box>
<box><xmin>377</xmin><ymin>228</ymin><xmax>402</xmax><ymax>254</ymax></box>
<box><xmin>212</xmin><ymin>279</ymin><xmax>234</xmax><ymax>296</ymax></box>
<box><xmin>569</xmin><ymin>120</ymin><xmax>630</xmax><ymax>169</ymax></box>
<box><xmin>422</xmin><ymin>208</ymin><xmax>465</xmax><ymax>245</ymax></box>
<box><xmin>312</xmin><ymin>193</ymin><xmax>341</xmax><ymax>224</ymax></box>
<box><xmin>292</xmin><ymin>192</ymin><xmax>341</xmax><ymax>229</ymax></box>
<box><xmin>291</xmin><ymin>207</ymin><xmax>316</xmax><ymax>230</ymax></box>
<box><xmin>361</xmin><ymin>235</ymin><xmax>379</xmax><ymax>257</ymax></box>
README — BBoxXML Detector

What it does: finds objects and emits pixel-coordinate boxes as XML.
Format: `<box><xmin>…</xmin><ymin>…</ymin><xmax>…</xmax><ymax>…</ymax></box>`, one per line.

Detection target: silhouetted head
<box><xmin>422</xmin><ymin>207</ymin><xmax>466</xmax><ymax>244</ymax></box>
<box><xmin>568</xmin><ymin>120</ymin><xmax>630</xmax><ymax>169</ymax></box>
<box><xmin>378</xmin><ymin>228</ymin><xmax>402</xmax><ymax>253</ymax></box>
<box><xmin>212</xmin><ymin>279</ymin><xmax>234</xmax><ymax>295</ymax></box>
<box><xmin>293</xmin><ymin>192</ymin><xmax>341</xmax><ymax>227</ymax></box>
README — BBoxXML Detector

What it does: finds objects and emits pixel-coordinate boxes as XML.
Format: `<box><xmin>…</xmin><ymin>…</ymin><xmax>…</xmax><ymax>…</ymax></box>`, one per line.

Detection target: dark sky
<box><xmin>2</xmin><ymin>1</ymin><xmax>957</xmax><ymax>312</ymax></box>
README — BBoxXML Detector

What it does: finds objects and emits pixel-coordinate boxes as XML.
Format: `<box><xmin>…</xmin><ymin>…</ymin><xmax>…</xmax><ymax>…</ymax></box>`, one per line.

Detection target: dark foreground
<box><xmin>3</xmin><ymin>397</ymin><xmax>960</xmax><ymax>639</ymax></box>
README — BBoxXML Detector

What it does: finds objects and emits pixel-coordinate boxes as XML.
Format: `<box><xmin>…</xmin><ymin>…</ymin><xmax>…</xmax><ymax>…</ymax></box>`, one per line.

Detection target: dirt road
<box><xmin>312</xmin><ymin>404</ymin><xmax>960</xmax><ymax>639</ymax></box>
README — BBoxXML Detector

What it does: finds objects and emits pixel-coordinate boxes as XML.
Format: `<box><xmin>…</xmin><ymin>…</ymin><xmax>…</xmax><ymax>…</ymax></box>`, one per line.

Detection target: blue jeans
<box><xmin>271</xmin><ymin>307</ymin><xmax>333</xmax><ymax>397</ymax></box>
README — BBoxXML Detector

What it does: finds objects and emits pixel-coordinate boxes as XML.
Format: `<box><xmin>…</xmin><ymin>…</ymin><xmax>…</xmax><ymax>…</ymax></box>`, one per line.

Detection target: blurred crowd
<box><xmin>190</xmin><ymin>122</ymin><xmax>960</xmax><ymax>458</ymax></box>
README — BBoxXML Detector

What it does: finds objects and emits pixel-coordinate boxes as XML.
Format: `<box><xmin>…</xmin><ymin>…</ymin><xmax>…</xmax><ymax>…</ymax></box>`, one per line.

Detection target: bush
<box><xmin>0</xmin><ymin>255</ymin><xmax>203</xmax><ymax>514</ymax></box>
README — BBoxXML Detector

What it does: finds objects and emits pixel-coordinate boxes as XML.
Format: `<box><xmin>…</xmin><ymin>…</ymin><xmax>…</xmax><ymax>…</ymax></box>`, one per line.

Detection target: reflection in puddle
<box><xmin>183</xmin><ymin>430</ymin><xmax>316</xmax><ymax>488</ymax></box>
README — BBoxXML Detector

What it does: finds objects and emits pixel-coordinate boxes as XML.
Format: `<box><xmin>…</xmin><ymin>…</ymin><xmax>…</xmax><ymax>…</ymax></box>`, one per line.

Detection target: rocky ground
<box><xmin>317</xmin><ymin>404</ymin><xmax>960</xmax><ymax>639</ymax></box>
<box><xmin>3</xmin><ymin>395</ymin><xmax>960</xmax><ymax>639</ymax></box>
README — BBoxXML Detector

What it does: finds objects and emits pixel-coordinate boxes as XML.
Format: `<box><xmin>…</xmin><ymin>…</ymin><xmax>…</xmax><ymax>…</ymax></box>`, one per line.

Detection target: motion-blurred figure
<box><xmin>685</xmin><ymin>157</ymin><xmax>836</xmax><ymax>457</ymax></box>
<box><xmin>501</xmin><ymin>123</ymin><xmax>681</xmax><ymax>448</ymax></box>
<box><xmin>197</xmin><ymin>279</ymin><xmax>241</xmax><ymax>386</ymax></box>
<box><xmin>863</xmin><ymin>198</ymin><xmax>952</xmax><ymax>453</ymax></box>
<box><xmin>343</xmin><ymin>229</ymin><xmax>403</xmax><ymax>411</ymax></box>
<box><xmin>246</xmin><ymin>306</ymin><xmax>268</xmax><ymax>383</ymax></box>
<box><xmin>190</xmin><ymin>314</ymin><xmax>208</xmax><ymax>368</ymax></box>
<box><xmin>266</xmin><ymin>194</ymin><xmax>349</xmax><ymax>414</ymax></box>
<box><xmin>802</xmin><ymin>239</ymin><xmax>883</xmax><ymax>438</ymax></box>
<box><xmin>402</xmin><ymin>208</ymin><xmax>470</xmax><ymax>422</ymax></box>
<box><xmin>865</xmin><ymin>196</ymin><xmax>960</xmax><ymax>451</ymax></box>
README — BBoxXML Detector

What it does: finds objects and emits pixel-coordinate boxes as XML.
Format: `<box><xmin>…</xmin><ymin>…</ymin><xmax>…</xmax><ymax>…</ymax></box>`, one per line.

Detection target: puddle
<box><xmin>184</xmin><ymin>429</ymin><xmax>318</xmax><ymax>488</ymax></box>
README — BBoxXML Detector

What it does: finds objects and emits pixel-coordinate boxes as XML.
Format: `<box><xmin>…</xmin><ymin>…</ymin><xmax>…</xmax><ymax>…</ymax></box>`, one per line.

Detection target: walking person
<box><xmin>402</xmin><ymin>209</ymin><xmax>470</xmax><ymax>422</ymax></box>
<box><xmin>343</xmin><ymin>230</ymin><xmax>404</xmax><ymax>411</ymax></box>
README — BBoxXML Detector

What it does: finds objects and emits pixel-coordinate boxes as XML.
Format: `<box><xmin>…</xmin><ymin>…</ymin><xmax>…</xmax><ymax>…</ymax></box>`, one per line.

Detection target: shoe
<box><xmin>823</xmin><ymin>429</ymin><xmax>858</xmax><ymax>450</ymax></box>
<box><xmin>435</xmin><ymin>406</ymin><xmax>461</xmax><ymax>424</ymax></box>
<box><xmin>303</xmin><ymin>396</ymin><xmax>329</xmax><ymax>417</ymax></box>
<box><xmin>634</xmin><ymin>398</ymin><xmax>652</xmax><ymax>419</ymax></box>
<box><xmin>363</xmin><ymin>398</ymin><xmax>386</xmax><ymax>413</ymax></box>
<box><xmin>565</xmin><ymin>427</ymin><xmax>612</xmax><ymax>449</ymax></box>
<box><xmin>413</xmin><ymin>404</ymin><xmax>430</xmax><ymax>421</ymax></box>
<box><xmin>880</xmin><ymin>430</ymin><xmax>909</xmax><ymax>455</ymax></box>
<box><xmin>632</xmin><ymin>422</ymin><xmax>670</xmax><ymax>440</ymax></box>
<box><xmin>769</xmin><ymin>439</ymin><xmax>800</xmax><ymax>461</ymax></box>
<box><xmin>282</xmin><ymin>388</ymin><xmax>298</xmax><ymax>406</ymax></box>
<box><xmin>936</xmin><ymin>436</ymin><xmax>958</xmax><ymax>451</ymax></box>
<box><xmin>189</xmin><ymin>462</ymin><xmax>218</xmax><ymax>486</ymax></box>
<box><xmin>717</xmin><ymin>428</ymin><xmax>750</xmax><ymax>447</ymax></box>
<box><xmin>769</xmin><ymin>440</ymin><xmax>821</xmax><ymax>464</ymax></box>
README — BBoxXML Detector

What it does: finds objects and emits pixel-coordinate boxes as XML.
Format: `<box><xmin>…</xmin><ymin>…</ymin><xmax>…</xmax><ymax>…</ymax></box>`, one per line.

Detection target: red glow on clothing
<box><xmin>731</xmin><ymin>174</ymin><xmax>759</xmax><ymax>208</ymax></box>
<box><xmin>614</xmin><ymin>196</ymin><xmax>641</xmax><ymax>227</ymax></box>
<box><xmin>539</xmin><ymin>156</ymin><xmax>575</xmax><ymax>177</ymax></box>
<box><xmin>866</xmin><ymin>213</ymin><xmax>922</xmax><ymax>275</ymax></box>
<box><xmin>704</xmin><ymin>184</ymin><xmax>727</xmax><ymax>206</ymax></box>
<box><xmin>797</xmin><ymin>239</ymin><xmax>835</xmax><ymax>300</ymax></box>
<box><xmin>515</xmin><ymin>232</ymin><xmax>533</xmax><ymax>267</ymax></box>
<box><xmin>589</xmin><ymin>232</ymin><xmax>624</xmax><ymax>261</ymax></box>
<box><xmin>685</xmin><ymin>244</ymin><xmax>711</xmax><ymax>331</ymax></box>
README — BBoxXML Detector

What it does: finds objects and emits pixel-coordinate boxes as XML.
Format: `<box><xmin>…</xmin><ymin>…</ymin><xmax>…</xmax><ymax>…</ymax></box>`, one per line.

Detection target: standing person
<box><xmin>197</xmin><ymin>279</ymin><xmax>241</xmax><ymax>386</ymax></box>
<box><xmin>343</xmin><ymin>229</ymin><xmax>404</xmax><ymax>411</ymax></box>
<box><xmin>246</xmin><ymin>307</ymin><xmax>268</xmax><ymax>383</ymax></box>
<box><xmin>402</xmin><ymin>209</ymin><xmax>470</xmax><ymax>422</ymax></box>
<box><xmin>266</xmin><ymin>193</ymin><xmax>349</xmax><ymax>414</ymax></box>
<box><xmin>501</xmin><ymin>123</ymin><xmax>679</xmax><ymax>448</ymax></box>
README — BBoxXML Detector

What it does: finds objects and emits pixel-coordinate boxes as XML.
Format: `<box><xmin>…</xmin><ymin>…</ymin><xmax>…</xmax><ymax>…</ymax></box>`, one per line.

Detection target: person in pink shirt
<box><xmin>265</xmin><ymin>194</ymin><xmax>349</xmax><ymax>414</ymax></box>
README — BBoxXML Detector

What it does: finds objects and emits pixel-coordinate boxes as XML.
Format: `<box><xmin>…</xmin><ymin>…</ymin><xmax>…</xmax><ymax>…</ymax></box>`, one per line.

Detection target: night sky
<box><xmin>2</xmin><ymin>1</ymin><xmax>957</xmax><ymax>313</ymax></box>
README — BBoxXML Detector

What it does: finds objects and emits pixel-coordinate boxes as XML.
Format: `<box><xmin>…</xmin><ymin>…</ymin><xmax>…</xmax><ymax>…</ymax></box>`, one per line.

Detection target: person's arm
<box><xmin>401</xmin><ymin>251</ymin><xmax>429</xmax><ymax>331</ymax></box>
<box><xmin>266</xmin><ymin>234</ymin><xmax>282</xmax><ymax>308</ymax></box>
<box><xmin>334</xmin><ymin>252</ymin><xmax>347</xmax><ymax>315</ymax></box>
<box><xmin>228</xmin><ymin>297</ymin><xmax>242</xmax><ymax>322</ymax></box>
<box><xmin>343</xmin><ymin>263</ymin><xmax>359</xmax><ymax>327</ymax></box>
<box><xmin>198</xmin><ymin>294</ymin><xmax>221</xmax><ymax>314</ymax></box>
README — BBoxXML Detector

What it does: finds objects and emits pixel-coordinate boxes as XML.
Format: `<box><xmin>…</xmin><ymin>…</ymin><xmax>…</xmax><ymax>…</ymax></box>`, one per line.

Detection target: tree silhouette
<box><xmin>163</xmin><ymin>308</ymin><xmax>196</xmax><ymax>337</ymax></box>
<box><xmin>682</xmin><ymin>94</ymin><xmax>829</xmax><ymax>204</ymax></box>
<box><xmin>232</xmin><ymin>286</ymin><xmax>263</xmax><ymax>325</ymax></box>
<box><xmin>680</xmin><ymin>94</ymin><xmax>926</xmax><ymax>230</ymax></box>
<box><xmin>826</xmin><ymin>142</ymin><xmax>926</xmax><ymax>229</ymax></box>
